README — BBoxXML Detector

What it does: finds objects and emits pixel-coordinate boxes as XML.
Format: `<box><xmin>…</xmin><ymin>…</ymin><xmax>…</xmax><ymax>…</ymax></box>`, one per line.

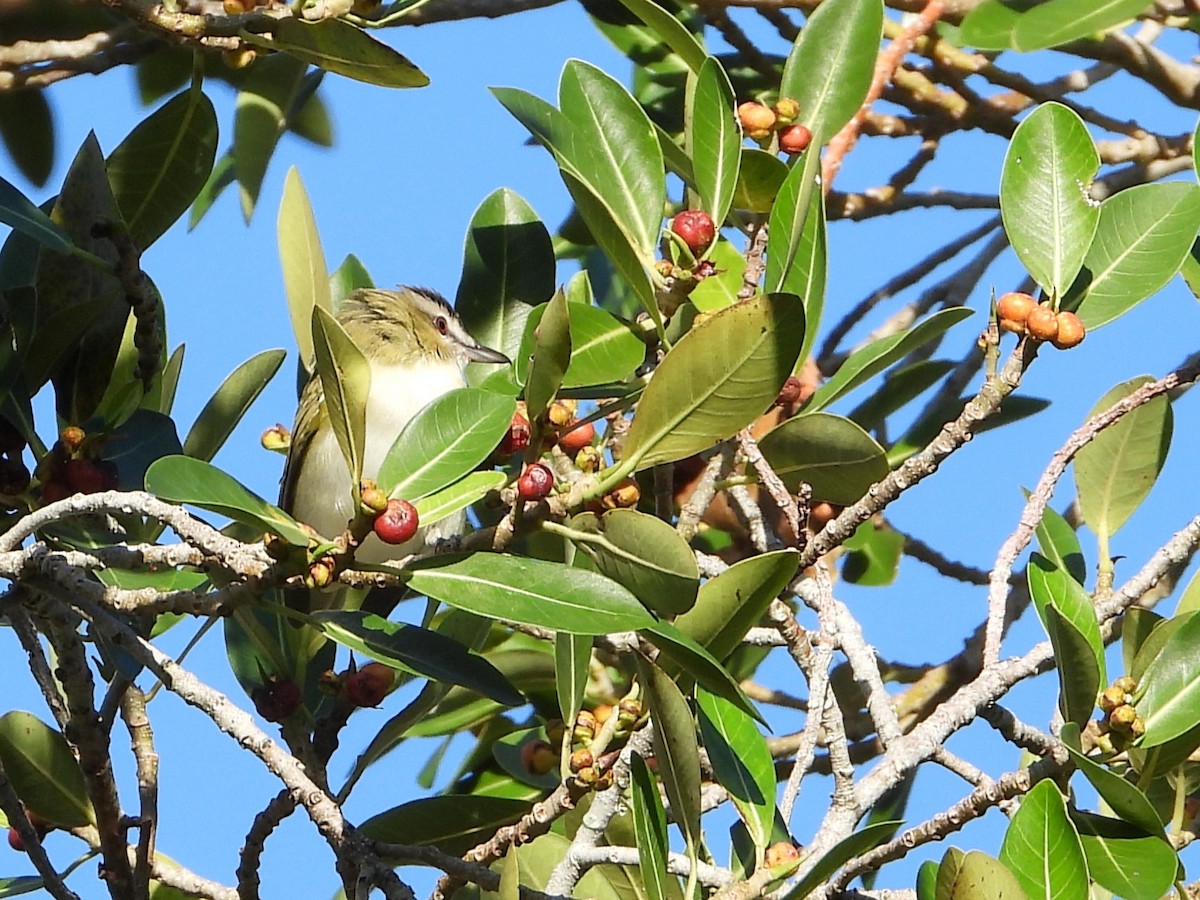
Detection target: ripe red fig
<box><xmin>373</xmin><ymin>498</ymin><xmax>419</xmax><ymax>545</ymax></box>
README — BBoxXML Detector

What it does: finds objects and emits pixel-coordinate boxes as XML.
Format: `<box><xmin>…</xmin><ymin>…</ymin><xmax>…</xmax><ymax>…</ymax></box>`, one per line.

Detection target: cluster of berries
<box><xmin>996</xmin><ymin>292</ymin><xmax>1085</xmax><ymax>349</ymax></box>
<box><xmin>1096</xmin><ymin>675</ymin><xmax>1145</xmax><ymax>749</ymax></box>
<box><xmin>252</xmin><ymin>660</ymin><xmax>398</xmax><ymax>724</ymax></box>
<box><xmin>37</xmin><ymin>426</ymin><xmax>119</xmax><ymax>505</ymax></box>
<box><xmin>737</xmin><ymin>98</ymin><xmax>812</xmax><ymax>156</ymax></box>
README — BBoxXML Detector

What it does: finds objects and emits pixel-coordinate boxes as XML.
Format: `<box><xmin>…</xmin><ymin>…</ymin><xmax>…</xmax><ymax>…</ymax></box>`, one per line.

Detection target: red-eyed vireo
<box><xmin>280</xmin><ymin>286</ymin><xmax>509</xmax><ymax>564</ymax></box>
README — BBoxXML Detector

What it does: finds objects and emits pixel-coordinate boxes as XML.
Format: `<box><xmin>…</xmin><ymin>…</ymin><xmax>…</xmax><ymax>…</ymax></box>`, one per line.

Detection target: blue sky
<box><xmin>3</xmin><ymin>4</ymin><xmax>1200</xmax><ymax>897</ymax></box>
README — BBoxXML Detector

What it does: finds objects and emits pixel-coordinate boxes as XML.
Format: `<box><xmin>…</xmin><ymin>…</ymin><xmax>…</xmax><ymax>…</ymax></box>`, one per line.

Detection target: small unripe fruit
<box><xmin>764</xmin><ymin>841</ymin><xmax>801</xmax><ymax>868</ymax></box>
<box><xmin>996</xmin><ymin>292</ymin><xmax>1037</xmax><ymax>335</ymax></box>
<box><xmin>737</xmin><ymin>101</ymin><xmax>776</xmax><ymax>139</ymax></box>
<box><xmin>517</xmin><ymin>463</ymin><xmax>555</xmax><ymax>501</ymax></box>
<box><xmin>359</xmin><ymin>480</ymin><xmax>389</xmax><ymax>516</ymax></box>
<box><xmin>59</xmin><ymin>426</ymin><xmax>86</xmax><ymax>453</ymax></box>
<box><xmin>559</xmin><ymin>420</ymin><xmax>595</xmax><ymax>456</ymax></box>
<box><xmin>808</xmin><ymin>501</ymin><xmax>842</xmax><ymax>532</ymax></box>
<box><xmin>304</xmin><ymin>558</ymin><xmax>336</xmax><ymax>590</ymax></box>
<box><xmin>1051</xmin><ymin>311</ymin><xmax>1086</xmax><ymax>349</ymax></box>
<box><xmin>1114</xmin><ymin>675</ymin><xmax>1137</xmax><ymax>694</ymax></box>
<box><xmin>773</xmin><ymin>98</ymin><xmax>800</xmax><ymax>123</ymax></box>
<box><xmin>261</xmin><ymin>424</ymin><xmax>291</xmax><ymax>453</ymax></box>
<box><xmin>252</xmin><ymin>678</ymin><xmax>302</xmax><ymax>723</ymax></box>
<box><xmin>520</xmin><ymin>740</ymin><xmax>558</xmax><ymax>775</ymax></box>
<box><xmin>775</xmin><ymin>376</ymin><xmax>804</xmax><ymax>408</ymax></box>
<box><xmin>545</xmin><ymin>718</ymin><xmax>567</xmax><ymax>746</ymax></box>
<box><xmin>498</xmin><ymin>412</ymin><xmax>531</xmax><ymax>456</ymax></box>
<box><xmin>569</xmin><ymin>748</ymin><xmax>595</xmax><ymax>772</ymax></box>
<box><xmin>344</xmin><ymin>662</ymin><xmax>396</xmax><ymax>707</ymax></box>
<box><xmin>1025</xmin><ymin>305</ymin><xmax>1059</xmax><ymax>342</ymax></box>
<box><xmin>223</xmin><ymin>0</ymin><xmax>251</xmax><ymax>12</ymax></box>
<box><xmin>617</xmin><ymin>699</ymin><xmax>641</xmax><ymax>727</ymax></box>
<box><xmin>602</xmin><ymin>477</ymin><xmax>641</xmax><ymax>510</ymax></box>
<box><xmin>547</xmin><ymin>399</ymin><xmax>577</xmax><ymax>427</ymax></box>
<box><xmin>373</xmin><ymin>498</ymin><xmax>419</xmax><ymax>545</ymax></box>
<box><xmin>778</xmin><ymin>124</ymin><xmax>812</xmax><ymax>155</ymax></box>
<box><xmin>1109</xmin><ymin>704</ymin><xmax>1138</xmax><ymax>732</ymax></box>
<box><xmin>574</xmin><ymin>765</ymin><xmax>599</xmax><ymax>786</ymax></box>
<box><xmin>592</xmin><ymin>703</ymin><xmax>613</xmax><ymax>726</ymax></box>
<box><xmin>574</xmin><ymin>445</ymin><xmax>604</xmax><ymax>473</ymax></box>
<box><xmin>1099</xmin><ymin>685</ymin><xmax>1127</xmax><ymax>714</ymax></box>
<box><xmin>670</xmin><ymin>210</ymin><xmax>717</xmax><ymax>257</ymax></box>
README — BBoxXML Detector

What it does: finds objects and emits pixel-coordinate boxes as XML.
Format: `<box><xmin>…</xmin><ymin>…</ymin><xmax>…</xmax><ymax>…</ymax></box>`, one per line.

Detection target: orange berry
<box><xmin>808</xmin><ymin>500</ymin><xmax>842</xmax><ymax>531</ymax></box>
<box><xmin>1025</xmin><ymin>305</ymin><xmax>1059</xmax><ymax>342</ymax></box>
<box><xmin>996</xmin><ymin>292</ymin><xmax>1037</xmax><ymax>334</ymax></box>
<box><xmin>520</xmin><ymin>740</ymin><xmax>558</xmax><ymax>775</ymax></box>
<box><xmin>1051</xmin><ymin>311</ymin><xmax>1086</xmax><ymax>349</ymax></box>
<box><xmin>559</xmin><ymin>419</ymin><xmax>595</xmax><ymax>456</ymax></box>
<box><xmin>764</xmin><ymin>841</ymin><xmax>801</xmax><ymax>867</ymax></box>
<box><xmin>737</xmin><ymin>101</ymin><xmax>776</xmax><ymax>140</ymax></box>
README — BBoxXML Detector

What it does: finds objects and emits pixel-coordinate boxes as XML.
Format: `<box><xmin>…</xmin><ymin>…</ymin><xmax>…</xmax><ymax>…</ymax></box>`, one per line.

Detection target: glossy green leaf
<box><xmin>624</xmin><ymin>292</ymin><xmax>806</xmax><ymax>471</ymax></box>
<box><xmin>696</xmin><ymin>688</ymin><xmax>775</xmax><ymax>851</ymax></box>
<box><xmin>407</xmin><ymin>553</ymin><xmax>655</xmax><ymax>634</ymax></box>
<box><xmin>330</xmin><ymin>253</ymin><xmax>373</xmax><ymax>305</ymax></box>
<box><xmin>0</xmin><ymin>89</ymin><xmax>54</xmax><ymax>187</ymax></box>
<box><xmin>842</xmin><ymin>519</ymin><xmax>904</xmax><ymax>586</ymax></box>
<box><xmin>310</xmin><ymin>610</ymin><xmax>522</xmax><ymax>706</ymax></box>
<box><xmin>689</xmin><ymin>58</ymin><xmax>739</xmax><ymax>227</ymax></box>
<box><xmin>481</xmin><ymin>832</ymin><xmax>626</xmax><ymax>900</ymax></box>
<box><xmin>0</xmin><ymin>711</ymin><xmax>94</xmax><ymax>827</ymax></box>
<box><xmin>733</xmin><ymin>148</ymin><xmax>788</xmax><ymax>214</ymax></box>
<box><xmin>960</xmin><ymin>0</ymin><xmax>1150</xmax><ymax>52</ymax></box>
<box><xmin>642</xmin><ymin>620</ymin><xmax>762</xmax><ymax>723</ymax></box>
<box><xmin>766</xmin><ymin>152</ymin><xmax>826</xmax><ymax>365</ymax></box>
<box><xmin>233</xmin><ymin>54</ymin><xmax>307</xmax><ymax>222</ymax></box>
<box><xmin>917</xmin><ymin>860</ymin><xmax>939</xmax><ymax>900</ymax></box>
<box><xmin>565</xmin><ymin>509</ymin><xmax>699</xmax><ymax>616</ymax></box>
<box><xmin>783</xmin><ymin>821</ymin><xmax>900</xmax><ymax>899</ymax></box>
<box><xmin>674</xmin><ymin>550</ymin><xmax>799</xmax><ymax>660</ymax></box>
<box><xmin>1136</xmin><ymin>610</ymin><xmax>1200</xmax><ymax>747</ymax></box>
<box><xmin>1059</xmin><ymin>723</ymin><xmax>1164</xmax><ymax>836</ymax></box>
<box><xmin>378</xmin><ymin>388</ymin><xmax>516</xmax><ymax>501</ymax></box>
<box><xmin>1032</xmin><ymin>498</ymin><xmax>1086</xmax><ymax>585</ymax></box>
<box><xmin>610</xmin><ymin>0</ymin><xmax>707</xmax><ymax>73</ymax></box>
<box><xmin>311</xmin><ymin>305</ymin><xmax>369</xmax><ymax>488</ymax></box>
<box><xmin>0</xmin><ymin>875</ymin><xmax>45</xmax><ymax>896</ymax></box>
<box><xmin>1066</xmin><ymin>182</ymin><xmax>1200</xmax><ymax>329</ymax></box>
<box><xmin>1123</xmin><ymin>607</ymin><xmax>1162</xmax><ymax>678</ymax></box>
<box><xmin>279</xmin><ymin>167</ymin><xmax>332</xmax><ymax>371</ymax></box>
<box><xmin>145</xmin><ymin>454</ymin><xmax>311</xmax><ymax>546</ymax></box>
<box><xmin>188</xmin><ymin>151</ymin><xmax>234</xmax><ymax>229</ymax></box>
<box><xmin>779</xmin><ymin>0</ymin><xmax>883</xmax><ymax>144</ymax></box>
<box><xmin>359</xmin><ymin>795</ymin><xmax>528</xmax><ymax>854</ymax></box>
<box><xmin>999</xmin><ymin>778</ymin><xmax>1087</xmax><ymax>900</ymax></box>
<box><xmin>1073</xmin><ymin>811</ymin><xmax>1177</xmax><ymax>900</ymax></box>
<box><xmin>524</xmin><ymin>288</ymin><xmax>571</xmax><ymax>419</ymax></box>
<box><xmin>240</xmin><ymin>18</ymin><xmax>428</xmax><ymax>87</ymax></box>
<box><xmin>1027</xmin><ymin>554</ymin><xmax>1105</xmax><ymax>722</ymax></box>
<box><xmin>183</xmin><ymin>349</ymin><xmax>286</xmax><ymax>462</ymax></box>
<box><xmin>413</xmin><ymin>471</ymin><xmax>506</xmax><ymax>527</ymax></box>
<box><xmin>1000</xmin><ymin>102</ymin><xmax>1099</xmax><ymax>299</ymax></box>
<box><xmin>0</xmin><ymin>175</ymin><xmax>73</xmax><ymax>254</ymax></box>
<box><xmin>107</xmin><ymin>88</ymin><xmax>218</xmax><ymax>250</ymax></box>
<box><xmin>848</xmin><ymin>359</ymin><xmax>955</xmax><ymax>432</ymax></box>
<box><xmin>808</xmin><ymin>308</ymin><xmax>974</xmax><ymax>413</ymax></box>
<box><xmin>933</xmin><ymin>849</ymin><xmax>1029</xmax><ymax>900</ymax></box>
<box><xmin>1130</xmin><ymin>610</ymin><xmax>1191</xmax><ymax>682</ymax></box>
<box><xmin>455</xmin><ymin>188</ymin><xmax>554</xmax><ymax>365</ymax></box>
<box><xmin>554</xmin><ymin>631</ymin><xmax>591</xmax><ymax>726</ymax></box>
<box><xmin>517</xmin><ymin>298</ymin><xmax>643</xmax><ymax>389</ymax></box>
<box><xmin>637</xmin><ymin>657</ymin><xmax>702</xmax><ymax>854</ymax></box>
<box><xmin>690</xmin><ymin>238</ymin><xmax>747</xmax><ymax>312</ymax></box>
<box><xmin>759</xmin><ymin>412</ymin><xmax>888</xmax><ymax>506</ymax></box>
<box><xmin>1074</xmin><ymin>376</ymin><xmax>1172</xmax><ymax>543</ymax></box>
<box><xmin>629</xmin><ymin>753</ymin><xmax>681</xmax><ymax>900</ymax></box>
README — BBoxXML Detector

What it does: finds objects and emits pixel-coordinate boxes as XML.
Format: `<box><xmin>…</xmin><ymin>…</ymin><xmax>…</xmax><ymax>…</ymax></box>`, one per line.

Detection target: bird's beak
<box><xmin>465</xmin><ymin>343</ymin><xmax>510</xmax><ymax>365</ymax></box>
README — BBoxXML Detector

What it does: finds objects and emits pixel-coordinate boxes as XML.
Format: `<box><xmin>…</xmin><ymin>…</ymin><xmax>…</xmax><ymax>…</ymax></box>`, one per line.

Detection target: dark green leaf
<box><xmin>279</xmin><ymin>166</ymin><xmax>332</xmax><ymax>371</ymax></box>
<box><xmin>782</xmin><ymin>821</ymin><xmax>900</xmax><ymax>899</ymax></box>
<box><xmin>407</xmin><ymin>553</ymin><xmax>655</xmax><ymax>634</ymax></box>
<box><xmin>106</xmin><ymin>408</ymin><xmax>184</xmax><ymax>490</ymax></box>
<box><xmin>1137</xmin><ymin>610</ymin><xmax>1200</xmax><ymax>748</ymax></box>
<box><xmin>998</xmin><ymin>778</ymin><xmax>1088</xmax><ymax>900</ymax></box>
<box><xmin>183</xmin><ymin>349</ymin><xmax>286</xmax><ymax>462</ymax></box>
<box><xmin>732</xmin><ymin>148</ymin><xmax>788</xmax><ymax>214</ymax></box>
<box><xmin>555</xmin><ymin>632</ymin><xmax>591</xmax><ymax>726</ymax></box>
<box><xmin>233</xmin><ymin>54</ymin><xmax>307</xmax><ymax>222</ymax></box>
<box><xmin>767</xmin><ymin>153</ymin><xmax>826</xmax><ymax>364</ymax></box>
<box><xmin>0</xmin><ymin>175</ymin><xmax>72</xmax><ymax>254</ymax></box>
<box><xmin>524</xmin><ymin>288</ymin><xmax>571</xmax><ymax>420</ymax></box>
<box><xmin>1027</xmin><ymin>553</ymin><xmax>1105</xmax><ymax>722</ymax></box>
<box><xmin>1031</xmin><ymin>498</ymin><xmax>1086</xmax><ymax>585</ymax></box>
<box><xmin>240</xmin><ymin>18</ymin><xmax>428</xmax><ymax>87</ymax></box>
<box><xmin>609</xmin><ymin>0</ymin><xmax>707</xmax><ymax>73</ymax></box>
<box><xmin>0</xmin><ymin>711</ymin><xmax>94</xmax><ymax>827</ymax></box>
<box><xmin>359</xmin><ymin>796</ymin><xmax>529</xmax><ymax>855</ymax></box>
<box><xmin>689</xmin><ymin>58</ymin><xmax>739</xmax><ymax>227</ymax></box>
<box><xmin>311</xmin><ymin>305</ymin><xmax>369</xmax><ymax>488</ymax></box>
<box><xmin>629</xmin><ymin>753</ymin><xmax>682</xmax><ymax>900</ymax></box>
<box><xmin>696</xmin><ymin>688</ymin><xmax>775</xmax><ymax>851</ymax></box>
<box><xmin>759</xmin><ymin>412</ymin><xmax>888</xmax><ymax>506</ymax></box>
<box><xmin>1060</xmin><ymin>723</ymin><xmax>1164</xmax><ymax>836</ymax></box>
<box><xmin>961</xmin><ymin>0</ymin><xmax>1151</xmax><ymax>52</ymax></box>
<box><xmin>637</xmin><ymin>657</ymin><xmax>702</xmax><ymax>855</ymax></box>
<box><xmin>642</xmin><ymin>620</ymin><xmax>762</xmax><ymax>723</ymax></box>
<box><xmin>330</xmin><ymin>254</ymin><xmax>374</xmax><ymax>304</ymax></box>
<box><xmin>0</xmin><ymin>90</ymin><xmax>54</xmax><ymax>187</ymax></box>
<box><xmin>842</xmin><ymin>520</ymin><xmax>904</xmax><ymax>586</ymax></box>
<box><xmin>1123</xmin><ymin>607</ymin><xmax>1162</xmax><ymax>678</ymax></box>
<box><xmin>1073</xmin><ymin>811</ymin><xmax>1178</xmax><ymax>900</ymax></box>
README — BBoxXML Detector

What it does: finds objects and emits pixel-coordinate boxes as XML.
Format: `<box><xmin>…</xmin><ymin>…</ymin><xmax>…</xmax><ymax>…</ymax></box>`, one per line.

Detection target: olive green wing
<box><xmin>279</xmin><ymin>374</ymin><xmax>326</xmax><ymax>514</ymax></box>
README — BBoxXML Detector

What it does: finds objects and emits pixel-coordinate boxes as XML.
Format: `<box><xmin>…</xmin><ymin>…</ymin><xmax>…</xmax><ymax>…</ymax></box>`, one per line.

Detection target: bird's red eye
<box><xmin>434</xmin><ymin>316</ymin><xmax>449</xmax><ymax>335</ymax></box>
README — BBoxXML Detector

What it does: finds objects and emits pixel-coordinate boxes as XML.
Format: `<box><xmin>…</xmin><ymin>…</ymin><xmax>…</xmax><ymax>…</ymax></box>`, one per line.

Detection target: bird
<box><xmin>279</xmin><ymin>286</ymin><xmax>509</xmax><ymax>568</ymax></box>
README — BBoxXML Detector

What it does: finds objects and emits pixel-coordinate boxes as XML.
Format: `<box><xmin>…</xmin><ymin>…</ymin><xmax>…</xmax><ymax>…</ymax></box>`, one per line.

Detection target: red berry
<box><xmin>670</xmin><ymin>210</ymin><xmax>717</xmax><ymax>257</ymax></box>
<box><xmin>558</xmin><ymin>420</ymin><xmax>595</xmax><ymax>456</ymax></box>
<box><xmin>40</xmin><ymin>479</ymin><xmax>72</xmax><ymax>505</ymax></box>
<box><xmin>7</xmin><ymin>827</ymin><xmax>24</xmax><ymax>853</ymax></box>
<box><xmin>373</xmin><ymin>498</ymin><xmax>419</xmax><ymax>545</ymax></box>
<box><xmin>775</xmin><ymin>376</ymin><xmax>804</xmax><ymax>408</ymax></box>
<box><xmin>344</xmin><ymin>662</ymin><xmax>395</xmax><ymax>707</ymax></box>
<box><xmin>517</xmin><ymin>463</ymin><xmax>554</xmax><ymax>501</ymax></box>
<box><xmin>498</xmin><ymin>412</ymin><xmax>531</xmax><ymax>456</ymax></box>
<box><xmin>252</xmin><ymin>679</ymin><xmax>302</xmax><ymax>723</ymax></box>
<box><xmin>778</xmin><ymin>124</ymin><xmax>812</xmax><ymax>155</ymax></box>
<box><xmin>63</xmin><ymin>458</ymin><xmax>116</xmax><ymax>494</ymax></box>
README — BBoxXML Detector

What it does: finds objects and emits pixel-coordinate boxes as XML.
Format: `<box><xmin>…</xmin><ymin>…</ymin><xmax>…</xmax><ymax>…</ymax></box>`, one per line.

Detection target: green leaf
<box><xmin>145</xmin><ymin>454</ymin><xmax>311</xmax><ymax>546</ymax></box>
<box><xmin>106</xmin><ymin>408</ymin><xmax>184</xmax><ymax>491</ymax></box>
<box><xmin>782</xmin><ymin>821</ymin><xmax>900</xmax><ymax>899</ymax></box>
<box><xmin>766</xmin><ymin>152</ymin><xmax>826</xmax><ymax>364</ymax></box>
<box><xmin>309</xmin><ymin>611</ymin><xmax>523</xmax><ymax>706</ymax></box>
<box><xmin>1136</xmin><ymin>610</ymin><xmax>1200</xmax><ymax>747</ymax></box>
<box><xmin>1123</xmin><ymin>607</ymin><xmax>1162</xmax><ymax>677</ymax></box>
<box><xmin>565</xmin><ymin>509</ymin><xmax>699</xmax><ymax>617</ymax></box>
<box><xmin>183</xmin><ymin>349</ymin><xmax>286</xmax><ymax>462</ymax></box>
<box><xmin>0</xmin><ymin>175</ymin><xmax>73</xmax><ymax>254</ymax></box>
<box><xmin>733</xmin><ymin>148</ymin><xmax>788</xmax><ymax>214</ymax></box>
<box><xmin>623</xmin><ymin>293</ymin><xmax>806</xmax><ymax>471</ymax></box>
<box><xmin>641</xmin><ymin>620</ymin><xmax>762</xmax><ymax>724</ymax></box>
<box><xmin>240</xmin><ymin>18</ymin><xmax>428</xmax><ymax>87</ymax></box>
<box><xmin>378</xmin><ymin>388</ymin><xmax>516</xmax><ymax>501</ymax></box>
<box><xmin>0</xmin><ymin>711</ymin><xmax>94</xmax><ymax>827</ymax></box>
<box><xmin>961</xmin><ymin>0</ymin><xmax>1150</xmax><ymax>52</ymax></box>
<box><xmin>637</xmin><ymin>657</ymin><xmax>702</xmax><ymax>855</ymax></box>
<box><xmin>842</xmin><ymin>519</ymin><xmax>904</xmax><ymax>586</ymax></box>
<box><xmin>359</xmin><ymin>796</ymin><xmax>529</xmax><ymax>855</ymax></box>
<box><xmin>455</xmin><ymin>188</ymin><xmax>554</xmax><ymax>365</ymax></box>
<box><xmin>1032</xmin><ymin>498</ymin><xmax>1086</xmax><ymax>585</ymax></box>
<box><xmin>779</xmin><ymin>0</ymin><xmax>883</xmax><ymax>144</ymax></box>
<box><xmin>609</xmin><ymin>0</ymin><xmax>707</xmax><ymax>74</ymax></box>
<box><xmin>689</xmin><ymin>58</ymin><xmax>739</xmax><ymax>227</ymax></box>
<box><xmin>516</xmin><ymin>297</ymin><xmax>644</xmax><ymax>389</ymax></box>
<box><xmin>807</xmin><ymin>308</ymin><xmax>974</xmax><ymax>414</ymax></box>
<box><xmin>696</xmin><ymin>688</ymin><xmax>776</xmax><ymax>851</ymax></box>
<box><xmin>406</xmin><ymin>553</ymin><xmax>655</xmax><ymax>634</ymax></box>
<box><xmin>311</xmin><ymin>305</ymin><xmax>370</xmax><ymax>489</ymax></box>
<box><xmin>998</xmin><ymin>779</ymin><xmax>1088</xmax><ymax>900</ymax></box>
<box><xmin>413</xmin><ymin>470</ymin><xmax>507</xmax><ymax>527</ymax></box>
<box><xmin>0</xmin><ymin>89</ymin><xmax>54</xmax><ymax>187</ymax></box>
<box><xmin>1074</xmin><ymin>376</ymin><xmax>1172</xmax><ymax>544</ymax></box>
<box><xmin>524</xmin><ymin>288</ymin><xmax>571</xmax><ymax>420</ymax></box>
<box><xmin>330</xmin><ymin>253</ymin><xmax>373</xmax><ymax>304</ymax></box>
<box><xmin>1066</xmin><ymin>182</ymin><xmax>1200</xmax><ymax>329</ymax></box>
<box><xmin>106</xmin><ymin>88</ymin><xmax>218</xmax><ymax>250</ymax></box>
<box><xmin>1073</xmin><ymin>811</ymin><xmax>1178</xmax><ymax>900</ymax></box>
<box><xmin>1000</xmin><ymin>102</ymin><xmax>1100</xmax><ymax>299</ymax></box>
<box><xmin>1059</xmin><ymin>723</ymin><xmax>1164</xmax><ymax>836</ymax></box>
<box><xmin>233</xmin><ymin>54</ymin><xmax>307</xmax><ymax>222</ymax></box>
<box><xmin>555</xmin><ymin>632</ymin><xmax>591</xmax><ymax>726</ymax></box>
<box><xmin>674</xmin><ymin>550</ymin><xmax>799</xmax><ymax>660</ymax></box>
<box><xmin>758</xmin><ymin>412</ymin><xmax>889</xmax><ymax>506</ymax></box>
<box><xmin>690</xmin><ymin>238</ymin><xmax>747</xmax><ymax>312</ymax></box>
<box><xmin>917</xmin><ymin>860</ymin><xmax>939</xmax><ymax>900</ymax></box>
<box><xmin>629</xmin><ymin>753</ymin><xmax>682</xmax><ymax>900</ymax></box>
<box><xmin>932</xmin><ymin>850</ymin><xmax>1030</xmax><ymax>900</ymax></box>
<box><xmin>279</xmin><ymin>167</ymin><xmax>332</xmax><ymax>371</ymax></box>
